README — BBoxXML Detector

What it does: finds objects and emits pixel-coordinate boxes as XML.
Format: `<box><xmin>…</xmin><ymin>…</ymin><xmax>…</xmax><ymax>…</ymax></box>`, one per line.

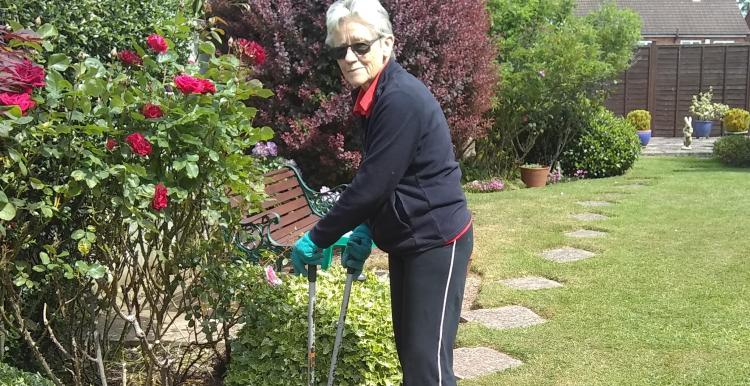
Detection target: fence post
<box><xmin>647</xmin><ymin>45</ymin><xmax>658</xmax><ymax>131</ymax></box>
<box><xmin>746</xmin><ymin>46</ymin><xmax>750</xmax><ymax>111</ymax></box>
<box><xmin>673</xmin><ymin>45</ymin><xmax>682</xmax><ymax>137</ymax></box>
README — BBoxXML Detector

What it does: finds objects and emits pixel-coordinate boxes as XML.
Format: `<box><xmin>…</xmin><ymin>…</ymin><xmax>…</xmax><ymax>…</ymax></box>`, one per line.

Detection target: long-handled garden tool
<box><xmin>307</xmin><ymin>264</ymin><xmax>318</xmax><ymax>386</ymax></box>
<box><xmin>327</xmin><ymin>266</ymin><xmax>356</xmax><ymax>386</ymax></box>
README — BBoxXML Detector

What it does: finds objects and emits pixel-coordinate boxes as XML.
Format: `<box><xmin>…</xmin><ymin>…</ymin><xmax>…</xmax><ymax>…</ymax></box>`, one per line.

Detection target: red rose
<box><xmin>174</xmin><ymin>74</ymin><xmax>204</xmax><ymax>94</ymax></box>
<box><xmin>142</xmin><ymin>103</ymin><xmax>163</xmax><ymax>119</ymax></box>
<box><xmin>146</xmin><ymin>34</ymin><xmax>168</xmax><ymax>54</ymax></box>
<box><xmin>152</xmin><ymin>183</ymin><xmax>168</xmax><ymax>211</ymax></box>
<box><xmin>0</xmin><ymin>92</ymin><xmax>36</xmax><ymax>115</ymax></box>
<box><xmin>10</xmin><ymin>59</ymin><xmax>46</xmax><ymax>89</ymax></box>
<box><xmin>235</xmin><ymin>39</ymin><xmax>266</xmax><ymax>65</ymax></box>
<box><xmin>118</xmin><ymin>50</ymin><xmax>142</xmax><ymax>66</ymax></box>
<box><xmin>106</xmin><ymin>138</ymin><xmax>118</xmax><ymax>151</ymax></box>
<box><xmin>125</xmin><ymin>132</ymin><xmax>152</xmax><ymax>157</ymax></box>
<box><xmin>200</xmin><ymin>79</ymin><xmax>216</xmax><ymax>94</ymax></box>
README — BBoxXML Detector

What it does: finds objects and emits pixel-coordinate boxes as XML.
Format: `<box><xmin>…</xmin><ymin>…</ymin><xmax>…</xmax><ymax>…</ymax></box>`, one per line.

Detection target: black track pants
<box><xmin>388</xmin><ymin>226</ymin><xmax>473</xmax><ymax>386</ymax></box>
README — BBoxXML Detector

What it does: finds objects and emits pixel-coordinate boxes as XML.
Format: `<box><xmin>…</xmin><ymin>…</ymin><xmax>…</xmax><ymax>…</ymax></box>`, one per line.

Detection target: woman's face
<box><xmin>329</xmin><ymin>20</ymin><xmax>393</xmax><ymax>89</ymax></box>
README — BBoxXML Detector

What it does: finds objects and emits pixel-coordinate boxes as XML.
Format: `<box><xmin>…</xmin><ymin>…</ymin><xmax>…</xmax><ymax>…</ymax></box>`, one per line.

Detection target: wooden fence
<box><xmin>605</xmin><ymin>44</ymin><xmax>750</xmax><ymax>137</ymax></box>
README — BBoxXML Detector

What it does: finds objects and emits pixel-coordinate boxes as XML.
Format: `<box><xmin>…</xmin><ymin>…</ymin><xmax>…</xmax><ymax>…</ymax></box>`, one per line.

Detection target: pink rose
<box><xmin>146</xmin><ymin>34</ymin><xmax>168</xmax><ymax>54</ymax></box>
<box><xmin>152</xmin><ymin>183</ymin><xmax>168</xmax><ymax>211</ymax></box>
<box><xmin>174</xmin><ymin>74</ymin><xmax>204</xmax><ymax>94</ymax></box>
<box><xmin>264</xmin><ymin>265</ymin><xmax>282</xmax><ymax>286</ymax></box>
<box><xmin>0</xmin><ymin>92</ymin><xmax>36</xmax><ymax>115</ymax></box>
<box><xmin>105</xmin><ymin>138</ymin><xmax>118</xmax><ymax>151</ymax></box>
<box><xmin>118</xmin><ymin>50</ymin><xmax>142</xmax><ymax>66</ymax></box>
<box><xmin>125</xmin><ymin>132</ymin><xmax>152</xmax><ymax>157</ymax></box>
<box><xmin>10</xmin><ymin>59</ymin><xmax>46</xmax><ymax>89</ymax></box>
<box><xmin>142</xmin><ymin>103</ymin><xmax>163</xmax><ymax>119</ymax></box>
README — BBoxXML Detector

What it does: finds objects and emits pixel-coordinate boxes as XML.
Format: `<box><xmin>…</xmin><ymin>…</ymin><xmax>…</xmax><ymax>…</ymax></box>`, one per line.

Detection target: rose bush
<box><xmin>0</xmin><ymin>14</ymin><xmax>273</xmax><ymax>385</ymax></box>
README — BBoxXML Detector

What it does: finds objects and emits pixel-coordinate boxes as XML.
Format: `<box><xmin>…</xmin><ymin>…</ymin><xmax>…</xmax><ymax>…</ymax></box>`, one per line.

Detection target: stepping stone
<box><xmin>577</xmin><ymin>200</ymin><xmax>613</xmax><ymax>207</ymax></box>
<box><xmin>500</xmin><ymin>276</ymin><xmax>563</xmax><ymax>290</ymax></box>
<box><xmin>570</xmin><ymin>213</ymin><xmax>608</xmax><ymax>221</ymax></box>
<box><xmin>461</xmin><ymin>305</ymin><xmax>546</xmax><ymax>329</ymax></box>
<box><xmin>542</xmin><ymin>247</ymin><xmax>595</xmax><ymax>263</ymax></box>
<box><xmin>565</xmin><ymin>229</ymin><xmax>607</xmax><ymax>238</ymax></box>
<box><xmin>453</xmin><ymin>347</ymin><xmax>523</xmax><ymax>380</ymax></box>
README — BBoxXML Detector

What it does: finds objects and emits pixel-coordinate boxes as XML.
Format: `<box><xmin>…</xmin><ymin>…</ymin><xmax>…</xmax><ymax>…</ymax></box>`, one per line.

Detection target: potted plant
<box><xmin>689</xmin><ymin>88</ymin><xmax>729</xmax><ymax>138</ymax></box>
<box><xmin>519</xmin><ymin>163</ymin><xmax>550</xmax><ymax>188</ymax></box>
<box><xmin>722</xmin><ymin>108</ymin><xmax>750</xmax><ymax>135</ymax></box>
<box><xmin>626</xmin><ymin>109</ymin><xmax>652</xmax><ymax>146</ymax></box>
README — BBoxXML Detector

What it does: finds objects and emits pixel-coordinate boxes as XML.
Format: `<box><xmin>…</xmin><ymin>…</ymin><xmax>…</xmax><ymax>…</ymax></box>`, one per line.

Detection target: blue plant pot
<box><xmin>637</xmin><ymin>130</ymin><xmax>651</xmax><ymax>146</ymax></box>
<box><xmin>693</xmin><ymin>120</ymin><xmax>713</xmax><ymax>138</ymax></box>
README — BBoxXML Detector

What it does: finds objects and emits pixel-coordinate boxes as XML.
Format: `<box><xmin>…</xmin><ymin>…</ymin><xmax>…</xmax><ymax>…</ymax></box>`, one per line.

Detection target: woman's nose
<box><xmin>343</xmin><ymin>47</ymin><xmax>358</xmax><ymax>62</ymax></box>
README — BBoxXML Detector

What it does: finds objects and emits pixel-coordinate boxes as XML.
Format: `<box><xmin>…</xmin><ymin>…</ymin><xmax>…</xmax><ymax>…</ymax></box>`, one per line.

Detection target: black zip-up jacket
<box><xmin>308</xmin><ymin>59</ymin><xmax>470</xmax><ymax>256</ymax></box>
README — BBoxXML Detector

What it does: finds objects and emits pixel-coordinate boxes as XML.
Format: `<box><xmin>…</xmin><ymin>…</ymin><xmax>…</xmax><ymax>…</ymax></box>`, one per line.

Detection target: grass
<box><xmin>457</xmin><ymin>157</ymin><xmax>750</xmax><ymax>386</ymax></box>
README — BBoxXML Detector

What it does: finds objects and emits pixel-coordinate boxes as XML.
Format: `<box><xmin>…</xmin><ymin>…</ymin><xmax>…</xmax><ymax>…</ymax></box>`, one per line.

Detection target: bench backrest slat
<box><xmin>242</xmin><ymin>167</ymin><xmax>320</xmax><ymax>246</ymax></box>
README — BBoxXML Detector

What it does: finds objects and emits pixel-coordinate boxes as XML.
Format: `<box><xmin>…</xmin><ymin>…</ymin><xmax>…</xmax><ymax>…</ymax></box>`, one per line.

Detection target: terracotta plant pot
<box><xmin>519</xmin><ymin>165</ymin><xmax>550</xmax><ymax>188</ymax></box>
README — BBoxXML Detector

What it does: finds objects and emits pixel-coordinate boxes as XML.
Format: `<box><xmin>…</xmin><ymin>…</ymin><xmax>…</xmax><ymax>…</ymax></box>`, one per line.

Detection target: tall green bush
<box><xmin>465</xmin><ymin>1</ymin><xmax>640</xmax><ymax>179</ymax></box>
<box><xmin>226</xmin><ymin>264</ymin><xmax>401</xmax><ymax>386</ymax></box>
<box><xmin>2</xmin><ymin>0</ymin><xmax>186</xmax><ymax>59</ymax></box>
<box><xmin>560</xmin><ymin>108</ymin><xmax>641</xmax><ymax>178</ymax></box>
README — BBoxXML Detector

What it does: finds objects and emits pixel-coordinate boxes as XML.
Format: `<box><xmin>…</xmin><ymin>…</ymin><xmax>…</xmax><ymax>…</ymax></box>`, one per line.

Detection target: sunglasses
<box><xmin>328</xmin><ymin>36</ymin><xmax>383</xmax><ymax>60</ymax></box>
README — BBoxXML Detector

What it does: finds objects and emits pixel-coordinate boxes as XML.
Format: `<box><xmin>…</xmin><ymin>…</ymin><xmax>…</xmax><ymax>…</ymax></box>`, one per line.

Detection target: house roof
<box><xmin>575</xmin><ymin>0</ymin><xmax>750</xmax><ymax>37</ymax></box>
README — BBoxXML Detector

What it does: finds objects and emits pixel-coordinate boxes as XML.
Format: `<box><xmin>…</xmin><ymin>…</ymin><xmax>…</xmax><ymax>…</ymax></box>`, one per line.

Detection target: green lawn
<box><xmin>458</xmin><ymin>157</ymin><xmax>750</xmax><ymax>386</ymax></box>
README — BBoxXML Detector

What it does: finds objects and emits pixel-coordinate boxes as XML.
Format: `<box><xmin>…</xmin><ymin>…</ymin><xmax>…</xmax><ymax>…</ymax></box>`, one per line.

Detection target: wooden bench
<box><xmin>234</xmin><ymin>164</ymin><xmax>348</xmax><ymax>270</ymax></box>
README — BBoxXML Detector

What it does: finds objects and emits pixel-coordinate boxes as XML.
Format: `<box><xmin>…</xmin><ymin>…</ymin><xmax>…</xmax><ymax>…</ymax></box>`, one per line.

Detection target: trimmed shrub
<box><xmin>626</xmin><ymin>109</ymin><xmax>651</xmax><ymax>131</ymax></box>
<box><xmin>714</xmin><ymin>135</ymin><xmax>750</xmax><ymax>167</ymax></box>
<box><xmin>226</xmin><ymin>264</ymin><xmax>401</xmax><ymax>386</ymax></box>
<box><xmin>0</xmin><ymin>363</ymin><xmax>54</xmax><ymax>386</ymax></box>
<box><xmin>560</xmin><ymin>108</ymin><xmax>641</xmax><ymax>178</ymax></box>
<box><xmin>208</xmin><ymin>0</ymin><xmax>498</xmax><ymax>186</ymax></box>
<box><xmin>722</xmin><ymin>108</ymin><xmax>750</xmax><ymax>133</ymax></box>
<box><xmin>3</xmin><ymin>0</ymin><xmax>184</xmax><ymax>59</ymax></box>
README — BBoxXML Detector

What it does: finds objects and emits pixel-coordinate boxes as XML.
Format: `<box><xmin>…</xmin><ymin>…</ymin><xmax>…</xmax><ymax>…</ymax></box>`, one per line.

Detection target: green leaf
<box><xmin>37</xmin><ymin>24</ymin><xmax>59</xmax><ymax>39</ymax></box>
<box><xmin>186</xmin><ymin>162</ymin><xmax>199</xmax><ymax>178</ymax></box>
<box><xmin>87</xmin><ymin>265</ymin><xmax>107</xmax><ymax>280</ymax></box>
<box><xmin>71</xmin><ymin>170</ymin><xmax>86</xmax><ymax>181</ymax></box>
<box><xmin>77</xmin><ymin>240</ymin><xmax>91</xmax><ymax>255</ymax></box>
<box><xmin>30</xmin><ymin>178</ymin><xmax>46</xmax><ymax>190</ymax></box>
<box><xmin>199</xmin><ymin>41</ymin><xmax>216</xmax><ymax>55</ymax></box>
<box><xmin>71</xmin><ymin>229</ymin><xmax>86</xmax><ymax>240</ymax></box>
<box><xmin>41</xmin><ymin>206</ymin><xmax>53</xmax><ymax>218</ymax></box>
<box><xmin>48</xmin><ymin>53</ymin><xmax>71</xmax><ymax>71</ymax></box>
<box><xmin>0</xmin><ymin>191</ymin><xmax>7</xmax><ymax>202</ymax></box>
<box><xmin>32</xmin><ymin>265</ymin><xmax>46</xmax><ymax>273</ymax></box>
<box><xmin>40</xmin><ymin>252</ymin><xmax>51</xmax><ymax>265</ymax></box>
<box><xmin>0</xmin><ymin>202</ymin><xmax>16</xmax><ymax>221</ymax></box>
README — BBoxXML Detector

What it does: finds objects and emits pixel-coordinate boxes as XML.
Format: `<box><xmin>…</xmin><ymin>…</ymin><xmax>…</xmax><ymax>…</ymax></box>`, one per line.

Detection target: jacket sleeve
<box><xmin>309</xmin><ymin>90</ymin><xmax>421</xmax><ymax>248</ymax></box>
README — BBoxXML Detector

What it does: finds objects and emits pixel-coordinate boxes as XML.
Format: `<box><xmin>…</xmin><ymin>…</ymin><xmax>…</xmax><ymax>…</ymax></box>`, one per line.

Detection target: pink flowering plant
<box><xmin>463</xmin><ymin>178</ymin><xmax>506</xmax><ymax>193</ymax></box>
<box><xmin>0</xmin><ymin>14</ymin><xmax>274</xmax><ymax>384</ymax></box>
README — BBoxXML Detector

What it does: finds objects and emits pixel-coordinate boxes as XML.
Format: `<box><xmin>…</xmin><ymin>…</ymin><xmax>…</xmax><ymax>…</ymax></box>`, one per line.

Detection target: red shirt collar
<box><xmin>353</xmin><ymin>62</ymin><xmax>389</xmax><ymax>118</ymax></box>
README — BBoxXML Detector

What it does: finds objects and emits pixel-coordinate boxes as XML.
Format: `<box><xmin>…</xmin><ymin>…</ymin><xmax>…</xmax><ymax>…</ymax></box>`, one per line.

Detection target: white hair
<box><xmin>325</xmin><ymin>0</ymin><xmax>394</xmax><ymax>47</ymax></box>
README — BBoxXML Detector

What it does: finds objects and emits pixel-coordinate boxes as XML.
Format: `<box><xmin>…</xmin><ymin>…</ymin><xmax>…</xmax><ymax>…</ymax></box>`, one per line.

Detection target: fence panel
<box><xmin>605</xmin><ymin>44</ymin><xmax>750</xmax><ymax>137</ymax></box>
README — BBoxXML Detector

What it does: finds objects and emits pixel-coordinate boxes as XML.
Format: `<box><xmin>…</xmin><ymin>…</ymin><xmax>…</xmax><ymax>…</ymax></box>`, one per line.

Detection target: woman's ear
<box><xmin>381</xmin><ymin>35</ymin><xmax>394</xmax><ymax>60</ymax></box>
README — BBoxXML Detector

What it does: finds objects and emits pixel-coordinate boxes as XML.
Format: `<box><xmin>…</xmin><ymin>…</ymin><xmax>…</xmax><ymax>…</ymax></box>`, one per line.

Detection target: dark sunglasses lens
<box><xmin>330</xmin><ymin>46</ymin><xmax>348</xmax><ymax>59</ymax></box>
<box><xmin>351</xmin><ymin>43</ymin><xmax>371</xmax><ymax>55</ymax></box>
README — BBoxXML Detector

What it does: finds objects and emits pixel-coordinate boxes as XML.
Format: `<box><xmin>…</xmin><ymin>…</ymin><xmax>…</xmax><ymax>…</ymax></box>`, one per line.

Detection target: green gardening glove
<box><xmin>341</xmin><ymin>224</ymin><xmax>373</xmax><ymax>276</ymax></box>
<box><xmin>291</xmin><ymin>232</ymin><xmax>323</xmax><ymax>276</ymax></box>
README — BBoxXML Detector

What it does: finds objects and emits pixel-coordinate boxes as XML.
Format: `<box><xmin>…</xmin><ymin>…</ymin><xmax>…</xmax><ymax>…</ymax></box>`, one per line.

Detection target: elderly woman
<box><xmin>291</xmin><ymin>0</ymin><xmax>473</xmax><ymax>384</ymax></box>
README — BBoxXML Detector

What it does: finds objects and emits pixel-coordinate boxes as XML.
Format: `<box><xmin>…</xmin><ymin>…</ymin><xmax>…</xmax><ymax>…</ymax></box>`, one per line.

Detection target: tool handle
<box><xmin>308</xmin><ymin>264</ymin><xmax>317</xmax><ymax>282</ymax></box>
